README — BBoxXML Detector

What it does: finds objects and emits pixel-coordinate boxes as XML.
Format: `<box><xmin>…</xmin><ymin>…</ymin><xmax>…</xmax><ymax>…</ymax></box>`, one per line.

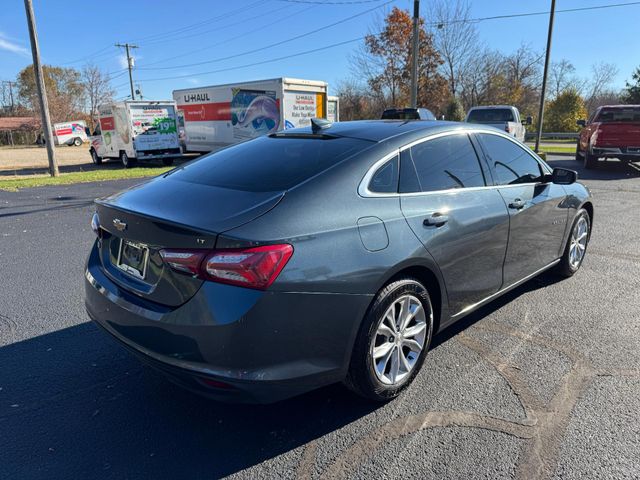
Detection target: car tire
<box><xmin>120</xmin><ymin>151</ymin><xmax>134</xmax><ymax>169</ymax></box>
<box><xmin>90</xmin><ymin>149</ymin><xmax>102</xmax><ymax>165</ymax></box>
<box><xmin>344</xmin><ymin>277</ymin><xmax>434</xmax><ymax>402</ymax></box>
<box><xmin>162</xmin><ymin>158</ymin><xmax>174</xmax><ymax>166</ymax></box>
<box><xmin>73</xmin><ymin>137</ymin><xmax>82</xmax><ymax>147</ymax></box>
<box><xmin>556</xmin><ymin>208</ymin><xmax>591</xmax><ymax>277</ymax></box>
<box><xmin>584</xmin><ymin>149</ymin><xmax>597</xmax><ymax>169</ymax></box>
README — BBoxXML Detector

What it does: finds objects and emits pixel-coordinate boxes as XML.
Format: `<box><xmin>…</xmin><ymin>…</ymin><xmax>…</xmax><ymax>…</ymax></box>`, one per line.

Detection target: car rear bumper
<box><xmin>84</xmin><ymin>243</ymin><xmax>372</xmax><ymax>403</ymax></box>
<box><xmin>592</xmin><ymin>146</ymin><xmax>640</xmax><ymax>158</ymax></box>
<box><xmin>135</xmin><ymin>148</ymin><xmax>182</xmax><ymax>159</ymax></box>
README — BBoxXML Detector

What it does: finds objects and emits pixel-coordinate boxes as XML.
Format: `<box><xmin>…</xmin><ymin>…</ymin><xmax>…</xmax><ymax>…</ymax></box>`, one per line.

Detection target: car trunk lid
<box><xmin>94</xmin><ymin>176</ymin><xmax>284</xmax><ymax>307</ymax></box>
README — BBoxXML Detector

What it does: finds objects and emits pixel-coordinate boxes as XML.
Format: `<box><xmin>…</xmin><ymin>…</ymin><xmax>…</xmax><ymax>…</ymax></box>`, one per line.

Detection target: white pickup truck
<box><xmin>465</xmin><ymin>105</ymin><xmax>531</xmax><ymax>142</ymax></box>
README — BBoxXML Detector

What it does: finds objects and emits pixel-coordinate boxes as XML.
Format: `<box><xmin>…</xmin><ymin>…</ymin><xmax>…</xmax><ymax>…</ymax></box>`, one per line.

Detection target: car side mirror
<box><xmin>576</xmin><ymin>119</ymin><xmax>586</xmax><ymax>127</ymax></box>
<box><xmin>551</xmin><ymin>167</ymin><xmax>577</xmax><ymax>185</ymax></box>
<box><xmin>85</xmin><ymin>127</ymin><xmax>91</xmax><ymax>136</ymax></box>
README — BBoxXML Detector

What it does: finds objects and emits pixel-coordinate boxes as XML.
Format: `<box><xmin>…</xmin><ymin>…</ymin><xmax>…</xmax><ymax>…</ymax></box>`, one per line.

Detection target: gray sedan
<box><xmin>85</xmin><ymin>120</ymin><xmax>593</xmax><ymax>403</ymax></box>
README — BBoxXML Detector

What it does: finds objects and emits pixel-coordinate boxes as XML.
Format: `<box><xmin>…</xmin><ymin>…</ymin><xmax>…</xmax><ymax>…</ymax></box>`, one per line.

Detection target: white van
<box><xmin>89</xmin><ymin>100</ymin><xmax>181</xmax><ymax>168</ymax></box>
<box><xmin>53</xmin><ymin>120</ymin><xmax>88</xmax><ymax>146</ymax></box>
<box><xmin>173</xmin><ymin>77</ymin><xmax>329</xmax><ymax>153</ymax></box>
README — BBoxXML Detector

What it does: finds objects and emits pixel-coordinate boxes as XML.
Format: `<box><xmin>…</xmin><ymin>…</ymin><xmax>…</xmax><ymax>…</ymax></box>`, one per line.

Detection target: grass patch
<box><xmin>529</xmin><ymin>145</ymin><xmax>576</xmax><ymax>155</ymax></box>
<box><xmin>0</xmin><ymin>166</ymin><xmax>172</xmax><ymax>191</ymax></box>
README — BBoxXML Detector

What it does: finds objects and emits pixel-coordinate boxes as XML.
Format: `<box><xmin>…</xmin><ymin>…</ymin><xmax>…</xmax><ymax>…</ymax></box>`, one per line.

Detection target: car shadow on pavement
<box><xmin>0</xmin><ymin>271</ymin><xmax>562</xmax><ymax>479</ymax></box>
<box><xmin>546</xmin><ymin>157</ymin><xmax>640</xmax><ymax>181</ymax></box>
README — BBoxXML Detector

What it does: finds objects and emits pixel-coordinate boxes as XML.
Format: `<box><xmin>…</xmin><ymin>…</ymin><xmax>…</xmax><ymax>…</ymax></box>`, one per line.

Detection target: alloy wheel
<box><xmin>370</xmin><ymin>294</ymin><xmax>428</xmax><ymax>385</ymax></box>
<box><xmin>569</xmin><ymin>216</ymin><xmax>588</xmax><ymax>269</ymax></box>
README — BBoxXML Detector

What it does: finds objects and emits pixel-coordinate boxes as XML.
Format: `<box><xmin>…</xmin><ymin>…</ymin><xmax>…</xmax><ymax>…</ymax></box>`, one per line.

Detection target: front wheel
<box><xmin>556</xmin><ymin>208</ymin><xmax>591</xmax><ymax>277</ymax></box>
<box><xmin>73</xmin><ymin>137</ymin><xmax>82</xmax><ymax>147</ymax></box>
<box><xmin>345</xmin><ymin>277</ymin><xmax>434</xmax><ymax>402</ymax></box>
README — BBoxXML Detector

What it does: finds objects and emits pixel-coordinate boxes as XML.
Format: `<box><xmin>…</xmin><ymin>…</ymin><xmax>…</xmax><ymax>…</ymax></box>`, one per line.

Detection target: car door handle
<box><xmin>508</xmin><ymin>198</ymin><xmax>525</xmax><ymax>210</ymax></box>
<box><xmin>423</xmin><ymin>212</ymin><xmax>449</xmax><ymax>227</ymax></box>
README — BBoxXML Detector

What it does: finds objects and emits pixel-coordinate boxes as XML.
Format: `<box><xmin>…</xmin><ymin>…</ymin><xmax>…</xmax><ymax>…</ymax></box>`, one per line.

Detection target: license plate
<box><xmin>116</xmin><ymin>239</ymin><xmax>149</xmax><ymax>280</ymax></box>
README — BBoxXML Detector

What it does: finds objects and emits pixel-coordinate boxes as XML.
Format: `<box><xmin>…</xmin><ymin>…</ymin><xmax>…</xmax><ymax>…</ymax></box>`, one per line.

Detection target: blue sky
<box><xmin>1</xmin><ymin>0</ymin><xmax>638</xmax><ymax>100</ymax></box>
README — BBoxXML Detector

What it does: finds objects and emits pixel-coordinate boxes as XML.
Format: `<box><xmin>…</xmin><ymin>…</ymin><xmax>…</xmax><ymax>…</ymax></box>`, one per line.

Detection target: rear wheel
<box><xmin>556</xmin><ymin>208</ymin><xmax>590</xmax><ymax>277</ymax></box>
<box><xmin>584</xmin><ymin>149</ymin><xmax>598</xmax><ymax>169</ymax></box>
<box><xmin>90</xmin><ymin>149</ymin><xmax>102</xmax><ymax>165</ymax></box>
<box><xmin>73</xmin><ymin>137</ymin><xmax>82</xmax><ymax>147</ymax></box>
<box><xmin>120</xmin><ymin>151</ymin><xmax>134</xmax><ymax>168</ymax></box>
<box><xmin>575</xmin><ymin>141</ymin><xmax>583</xmax><ymax>161</ymax></box>
<box><xmin>345</xmin><ymin>277</ymin><xmax>434</xmax><ymax>402</ymax></box>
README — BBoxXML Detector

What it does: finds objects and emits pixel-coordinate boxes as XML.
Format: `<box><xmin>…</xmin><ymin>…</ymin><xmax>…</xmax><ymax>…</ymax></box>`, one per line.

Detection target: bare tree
<box><xmin>82</xmin><ymin>64</ymin><xmax>114</xmax><ymax>131</ymax></box>
<box><xmin>549</xmin><ymin>59</ymin><xmax>581</xmax><ymax>99</ymax></box>
<box><xmin>584</xmin><ymin>62</ymin><xmax>618</xmax><ymax>113</ymax></box>
<box><xmin>429</xmin><ymin>0</ymin><xmax>479</xmax><ymax>97</ymax></box>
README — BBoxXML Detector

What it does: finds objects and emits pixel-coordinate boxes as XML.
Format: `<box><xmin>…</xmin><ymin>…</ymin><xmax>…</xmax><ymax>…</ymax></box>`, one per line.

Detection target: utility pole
<box><xmin>409</xmin><ymin>0</ymin><xmax>420</xmax><ymax>108</ymax></box>
<box><xmin>115</xmin><ymin>43</ymin><xmax>138</xmax><ymax>100</ymax></box>
<box><xmin>535</xmin><ymin>0</ymin><xmax>556</xmax><ymax>154</ymax></box>
<box><xmin>1</xmin><ymin>81</ymin><xmax>16</xmax><ymax>112</ymax></box>
<box><xmin>23</xmin><ymin>0</ymin><xmax>58</xmax><ymax>177</ymax></box>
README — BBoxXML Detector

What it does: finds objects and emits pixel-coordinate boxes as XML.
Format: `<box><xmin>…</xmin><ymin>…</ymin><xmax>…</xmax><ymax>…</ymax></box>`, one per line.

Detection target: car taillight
<box><xmin>159</xmin><ymin>244</ymin><xmax>293</xmax><ymax>290</ymax></box>
<box><xmin>91</xmin><ymin>212</ymin><xmax>102</xmax><ymax>238</ymax></box>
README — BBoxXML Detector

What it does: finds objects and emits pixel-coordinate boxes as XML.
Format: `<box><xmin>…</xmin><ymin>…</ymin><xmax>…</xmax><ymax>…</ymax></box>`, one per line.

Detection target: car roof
<box><xmin>280</xmin><ymin>120</ymin><xmax>488</xmax><ymax>143</ymax></box>
<box><xmin>467</xmin><ymin>105</ymin><xmax>515</xmax><ymax>110</ymax></box>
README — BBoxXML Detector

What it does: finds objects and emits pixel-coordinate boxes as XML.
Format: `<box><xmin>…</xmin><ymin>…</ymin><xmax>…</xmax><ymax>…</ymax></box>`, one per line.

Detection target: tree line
<box><xmin>0</xmin><ymin>63</ymin><xmax>114</xmax><ymax>132</ymax></box>
<box><xmin>337</xmin><ymin>1</ymin><xmax>640</xmax><ymax>132</ymax></box>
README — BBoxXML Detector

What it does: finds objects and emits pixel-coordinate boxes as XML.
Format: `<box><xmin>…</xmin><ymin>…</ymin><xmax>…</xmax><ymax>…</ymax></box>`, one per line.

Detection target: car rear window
<box><xmin>595</xmin><ymin>107</ymin><xmax>640</xmax><ymax>123</ymax></box>
<box><xmin>467</xmin><ymin>108</ymin><xmax>515</xmax><ymax>123</ymax></box>
<box><xmin>382</xmin><ymin>110</ymin><xmax>419</xmax><ymax>120</ymax></box>
<box><xmin>169</xmin><ymin>135</ymin><xmax>371</xmax><ymax>192</ymax></box>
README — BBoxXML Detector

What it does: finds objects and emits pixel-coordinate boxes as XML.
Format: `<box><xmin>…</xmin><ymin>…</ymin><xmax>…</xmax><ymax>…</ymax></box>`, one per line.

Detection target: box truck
<box><xmin>89</xmin><ymin>100</ymin><xmax>181</xmax><ymax>168</ymax></box>
<box><xmin>327</xmin><ymin>96</ymin><xmax>340</xmax><ymax>122</ymax></box>
<box><xmin>173</xmin><ymin>77</ymin><xmax>328</xmax><ymax>152</ymax></box>
<box><xmin>53</xmin><ymin>120</ymin><xmax>88</xmax><ymax>146</ymax></box>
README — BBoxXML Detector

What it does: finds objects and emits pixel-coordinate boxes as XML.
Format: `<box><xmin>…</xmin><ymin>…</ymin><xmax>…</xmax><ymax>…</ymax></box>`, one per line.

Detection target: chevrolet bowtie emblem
<box><xmin>113</xmin><ymin>218</ymin><xmax>127</xmax><ymax>231</ymax></box>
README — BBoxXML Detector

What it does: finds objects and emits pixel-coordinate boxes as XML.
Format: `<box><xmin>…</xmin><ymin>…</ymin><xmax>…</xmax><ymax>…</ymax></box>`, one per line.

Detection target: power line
<box><xmin>138</xmin><ymin>0</ymin><xmax>393</xmax><ymax>71</ymax></box>
<box><xmin>425</xmin><ymin>0</ymin><xmax>640</xmax><ymax>27</ymax></box>
<box><xmin>137</xmin><ymin>35</ymin><xmax>367</xmax><ymax>82</ymax></box>
<box><xmin>134</xmin><ymin>0</ymin><xmax>269</xmax><ymax>47</ymax></box>
<box><xmin>276</xmin><ymin>0</ymin><xmax>384</xmax><ymax>3</ymax></box>
<box><xmin>141</xmin><ymin>4</ymin><xmax>316</xmax><ymax>68</ymax></box>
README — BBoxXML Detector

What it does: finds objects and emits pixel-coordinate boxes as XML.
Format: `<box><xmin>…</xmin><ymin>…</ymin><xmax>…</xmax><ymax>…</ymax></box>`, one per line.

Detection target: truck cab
<box><xmin>465</xmin><ymin>105</ymin><xmax>530</xmax><ymax>142</ymax></box>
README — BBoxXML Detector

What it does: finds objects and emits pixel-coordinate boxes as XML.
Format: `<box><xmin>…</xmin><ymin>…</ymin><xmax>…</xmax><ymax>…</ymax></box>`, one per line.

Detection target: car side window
<box><xmin>403</xmin><ymin>134</ymin><xmax>486</xmax><ymax>193</ymax></box>
<box><xmin>478</xmin><ymin>133</ymin><xmax>542</xmax><ymax>185</ymax></box>
<box><xmin>368</xmin><ymin>155</ymin><xmax>399</xmax><ymax>193</ymax></box>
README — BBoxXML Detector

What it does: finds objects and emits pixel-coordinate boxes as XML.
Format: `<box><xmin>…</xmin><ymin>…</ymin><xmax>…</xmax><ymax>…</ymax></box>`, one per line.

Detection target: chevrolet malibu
<box><xmin>85</xmin><ymin>120</ymin><xmax>593</xmax><ymax>403</ymax></box>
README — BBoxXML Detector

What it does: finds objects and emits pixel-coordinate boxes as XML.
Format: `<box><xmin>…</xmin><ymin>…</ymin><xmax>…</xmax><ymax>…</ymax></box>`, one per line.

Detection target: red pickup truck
<box><xmin>576</xmin><ymin>105</ymin><xmax>640</xmax><ymax>169</ymax></box>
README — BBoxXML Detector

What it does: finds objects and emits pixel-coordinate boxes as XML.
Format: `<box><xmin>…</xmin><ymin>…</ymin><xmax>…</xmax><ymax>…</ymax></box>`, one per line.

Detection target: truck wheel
<box><xmin>584</xmin><ymin>149</ymin><xmax>598</xmax><ymax>169</ymax></box>
<box><xmin>575</xmin><ymin>141</ymin><xmax>583</xmax><ymax>161</ymax></box>
<box><xmin>73</xmin><ymin>137</ymin><xmax>82</xmax><ymax>147</ymax></box>
<box><xmin>90</xmin><ymin>149</ymin><xmax>102</xmax><ymax>165</ymax></box>
<box><xmin>162</xmin><ymin>158</ymin><xmax>174</xmax><ymax>166</ymax></box>
<box><xmin>120</xmin><ymin>151</ymin><xmax>134</xmax><ymax>169</ymax></box>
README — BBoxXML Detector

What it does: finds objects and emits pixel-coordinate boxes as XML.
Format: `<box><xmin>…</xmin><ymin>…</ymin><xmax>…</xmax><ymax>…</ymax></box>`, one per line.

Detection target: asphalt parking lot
<box><xmin>0</xmin><ymin>155</ymin><xmax>639</xmax><ymax>479</ymax></box>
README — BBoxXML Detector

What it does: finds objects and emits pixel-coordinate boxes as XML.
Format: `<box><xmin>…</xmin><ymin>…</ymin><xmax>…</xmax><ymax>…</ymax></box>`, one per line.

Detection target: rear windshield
<box><xmin>595</xmin><ymin>107</ymin><xmax>640</xmax><ymax>123</ymax></box>
<box><xmin>382</xmin><ymin>110</ymin><xmax>419</xmax><ymax>120</ymax></box>
<box><xmin>467</xmin><ymin>108</ymin><xmax>514</xmax><ymax>123</ymax></box>
<box><xmin>169</xmin><ymin>135</ymin><xmax>370</xmax><ymax>192</ymax></box>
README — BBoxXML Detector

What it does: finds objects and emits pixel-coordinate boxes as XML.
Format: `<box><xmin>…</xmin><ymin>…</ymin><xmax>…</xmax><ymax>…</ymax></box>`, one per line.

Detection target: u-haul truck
<box><xmin>53</xmin><ymin>120</ymin><xmax>88</xmax><ymax>146</ymax></box>
<box><xmin>173</xmin><ymin>77</ymin><xmax>328</xmax><ymax>153</ymax></box>
<box><xmin>89</xmin><ymin>100</ymin><xmax>181</xmax><ymax>168</ymax></box>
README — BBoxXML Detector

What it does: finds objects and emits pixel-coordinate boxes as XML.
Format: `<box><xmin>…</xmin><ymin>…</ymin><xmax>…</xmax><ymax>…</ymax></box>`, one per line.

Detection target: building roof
<box><xmin>0</xmin><ymin>116</ymin><xmax>40</xmax><ymax>131</ymax></box>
